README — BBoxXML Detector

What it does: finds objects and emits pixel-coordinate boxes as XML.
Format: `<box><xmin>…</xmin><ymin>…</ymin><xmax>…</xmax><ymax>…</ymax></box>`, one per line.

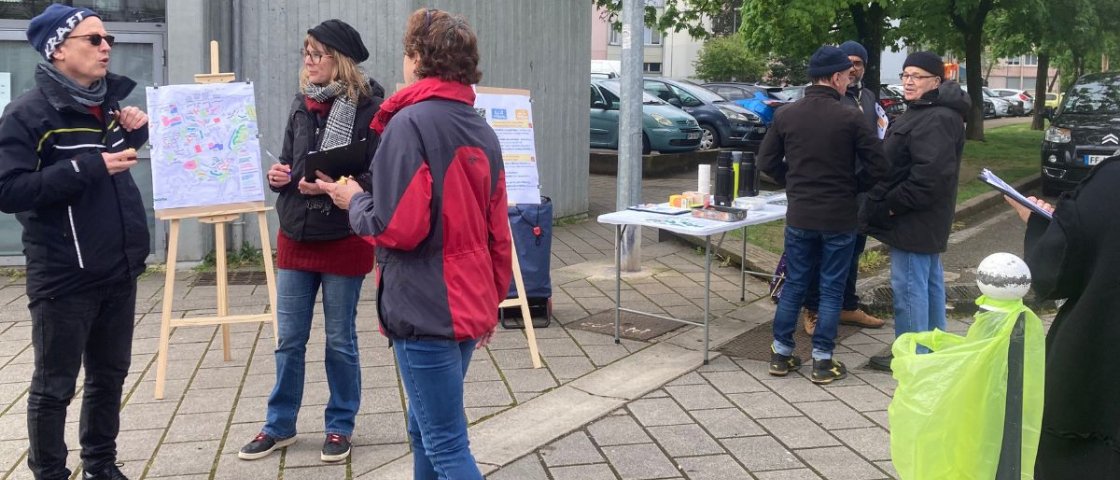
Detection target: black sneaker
<box><xmin>768</xmin><ymin>346</ymin><xmax>803</xmax><ymax>376</ymax></box>
<box><xmin>321</xmin><ymin>433</ymin><xmax>352</xmax><ymax>462</ymax></box>
<box><xmin>83</xmin><ymin>463</ymin><xmax>128</xmax><ymax>480</ymax></box>
<box><xmin>811</xmin><ymin>359</ymin><xmax>848</xmax><ymax>384</ymax></box>
<box><xmin>868</xmin><ymin>354</ymin><xmax>894</xmax><ymax>372</ymax></box>
<box><xmin>238</xmin><ymin>432</ymin><xmax>296</xmax><ymax>460</ymax></box>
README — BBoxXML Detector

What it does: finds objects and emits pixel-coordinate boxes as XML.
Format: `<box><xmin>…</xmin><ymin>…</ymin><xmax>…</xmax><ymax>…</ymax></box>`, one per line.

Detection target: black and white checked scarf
<box><xmin>304</xmin><ymin>81</ymin><xmax>357</xmax><ymax>151</ymax></box>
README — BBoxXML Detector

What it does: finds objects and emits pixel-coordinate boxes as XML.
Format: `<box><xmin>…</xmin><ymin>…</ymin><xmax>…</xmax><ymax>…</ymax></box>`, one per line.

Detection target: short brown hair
<box><xmin>403</xmin><ymin>8</ymin><xmax>482</xmax><ymax>85</ymax></box>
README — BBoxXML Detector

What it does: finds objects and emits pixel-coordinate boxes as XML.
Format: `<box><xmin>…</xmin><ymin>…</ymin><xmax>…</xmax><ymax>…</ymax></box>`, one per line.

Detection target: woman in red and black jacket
<box><xmin>321</xmin><ymin>9</ymin><xmax>510</xmax><ymax>480</ymax></box>
<box><xmin>238</xmin><ymin>19</ymin><xmax>384</xmax><ymax>464</ymax></box>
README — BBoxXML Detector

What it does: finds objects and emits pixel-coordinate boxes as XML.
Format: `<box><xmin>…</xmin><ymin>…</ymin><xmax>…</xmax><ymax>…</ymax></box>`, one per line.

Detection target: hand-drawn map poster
<box><xmin>145</xmin><ymin>82</ymin><xmax>264</xmax><ymax>211</ymax></box>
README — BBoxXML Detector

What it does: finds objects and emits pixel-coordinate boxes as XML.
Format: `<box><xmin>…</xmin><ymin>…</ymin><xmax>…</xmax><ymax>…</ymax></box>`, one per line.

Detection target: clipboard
<box><xmin>978</xmin><ymin>168</ymin><xmax>1053</xmax><ymax>220</ymax></box>
<box><xmin>303</xmin><ymin>137</ymin><xmax>369</xmax><ymax>182</ymax></box>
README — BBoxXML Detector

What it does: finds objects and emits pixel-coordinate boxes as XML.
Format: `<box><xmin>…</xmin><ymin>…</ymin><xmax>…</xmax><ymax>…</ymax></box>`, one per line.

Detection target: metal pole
<box><xmin>995</xmin><ymin>312</ymin><xmax>1026</xmax><ymax>479</ymax></box>
<box><xmin>616</xmin><ymin>0</ymin><xmax>644</xmax><ymax>272</ymax></box>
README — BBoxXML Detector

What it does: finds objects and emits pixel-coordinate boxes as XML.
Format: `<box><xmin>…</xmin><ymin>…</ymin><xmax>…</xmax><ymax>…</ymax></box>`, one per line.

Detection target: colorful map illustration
<box><xmin>146</xmin><ymin>82</ymin><xmax>264</xmax><ymax>211</ymax></box>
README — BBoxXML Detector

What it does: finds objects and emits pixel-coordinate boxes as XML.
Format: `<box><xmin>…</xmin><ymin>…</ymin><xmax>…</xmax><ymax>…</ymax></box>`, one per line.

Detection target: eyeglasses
<box><xmin>899</xmin><ymin>73</ymin><xmax>938</xmax><ymax>81</ymax></box>
<box><xmin>67</xmin><ymin>34</ymin><xmax>115</xmax><ymax>48</ymax></box>
<box><xmin>300</xmin><ymin>49</ymin><xmax>332</xmax><ymax>64</ymax></box>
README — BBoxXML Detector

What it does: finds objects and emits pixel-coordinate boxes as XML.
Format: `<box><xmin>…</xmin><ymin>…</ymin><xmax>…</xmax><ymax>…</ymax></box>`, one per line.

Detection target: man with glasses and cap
<box><xmin>0</xmin><ymin>4</ymin><xmax>150</xmax><ymax>479</ymax></box>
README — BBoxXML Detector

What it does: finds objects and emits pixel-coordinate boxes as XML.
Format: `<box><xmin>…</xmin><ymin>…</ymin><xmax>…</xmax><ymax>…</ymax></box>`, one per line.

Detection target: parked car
<box><xmin>1044</xmin><ymin>92</ymin><xmax>1064</xmax><ymax>114</ymax></box>
<box><xmin>877</xmin><ymin>85</ymin><xmax>907</xmax><ymax>121</ymax></box>
<box><xmin>1040</xmin><ymin>71</ymin><xmax>1120</xmax><ymax>195</ymax></box>
<box><xmin>590</xmin><ymin>80</ymin><xmax>702</xmax><ymax>154</ymax></box>
<box><xmin>963</xmin><ymin>86</ymin><xmax>1010</xmax><ymax>117</ymax></box>
<box><xmin>777</xmin><ymin>85</ymin><xmax>807</xmax><ymax>102</ymax></box>
<box><xmin>641</xmin><ymin>77</ymin><xmax>767</xmax><ymax>151</ymax></box>
<box><xmin>991</xmin><ymin>88</ymin><xmax>1035</xmax><ymax>114</ymax></box>
<box><xmin>986</xmin><ymin>87</ymin><xmax>1025</xmax><ymax>116</ymax></box>
<box><xmin>700</xmin><ymin>82</ymin><xmax>789</xmax><ymax>126</ymax></box>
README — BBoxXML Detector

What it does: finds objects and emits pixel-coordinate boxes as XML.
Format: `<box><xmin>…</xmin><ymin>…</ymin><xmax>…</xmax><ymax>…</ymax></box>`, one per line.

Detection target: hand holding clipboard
<box><xmin>980</xmin><ymin>168</ymin><xmax>1054</xmax><ymax>220</ymax></box>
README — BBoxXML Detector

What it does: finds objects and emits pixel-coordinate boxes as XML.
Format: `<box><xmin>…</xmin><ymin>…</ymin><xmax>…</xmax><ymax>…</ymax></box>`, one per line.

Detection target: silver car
<box><xmin>992</xmin><ymin>88</ymin><xmax>1035</xmax><ymax>115</ymax></box>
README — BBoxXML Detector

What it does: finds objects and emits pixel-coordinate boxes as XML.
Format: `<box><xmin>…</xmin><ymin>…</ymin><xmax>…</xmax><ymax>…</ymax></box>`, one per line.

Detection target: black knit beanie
<box><xmin>903</xmin><ymin>51</ymin><xmax>945</xmax><ymax>80</ymax></box>
<box><xmin>308</xmin><ymin>19</ymin><xmax>369</xmax><ymax>63</ymax></box>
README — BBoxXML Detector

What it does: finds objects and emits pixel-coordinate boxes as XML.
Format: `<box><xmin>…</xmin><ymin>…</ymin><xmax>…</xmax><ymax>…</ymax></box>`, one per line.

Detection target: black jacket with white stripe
<box><xmin>0</xmin><ymin>67</ymin><xmax>149</xmax><ymax>299</ymax></box>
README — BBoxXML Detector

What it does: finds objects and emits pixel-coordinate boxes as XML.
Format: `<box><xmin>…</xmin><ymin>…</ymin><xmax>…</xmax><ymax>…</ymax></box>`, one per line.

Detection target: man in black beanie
<box><xmin>0</xmin><ymin>3</ymin><xmax>150</xmax><ymax>480</ymax></box>
<box><xmin>759</xmin><ymin>45</ymin><xmax>889</xmax><ymax>384</ymax></box>
<box><xmin>863</xmin><ymin>50</ymin><xmax>970</xmax><ymax>372</ymax></box>
<box><xmin>799</xmin><ymin>40</ymin><xmax>890</xmax><ymax>336</ymax></box>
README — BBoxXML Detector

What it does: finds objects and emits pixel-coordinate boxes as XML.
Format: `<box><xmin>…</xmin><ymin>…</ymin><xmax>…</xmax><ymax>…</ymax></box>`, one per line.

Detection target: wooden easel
<box><xmin>153</xmin><ymin>42</ymin><xmax>279</xmax><ymax>399</ymax></box>
<box><xmin>499</xmin><ymin>215</ymin><xmax>542</xmax><ymax>368</ymax></box>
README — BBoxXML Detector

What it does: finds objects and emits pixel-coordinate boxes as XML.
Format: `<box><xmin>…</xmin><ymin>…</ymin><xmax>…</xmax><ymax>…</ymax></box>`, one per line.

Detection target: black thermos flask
<box><xmin>714</xmin><ymin>150</ymin><xmax>733</xmax><ymax>206</ymax></box>
<box><xmin>740</xmin><ymin>151</ymin><xmax>760</xmax><ymax>197</ymax></box>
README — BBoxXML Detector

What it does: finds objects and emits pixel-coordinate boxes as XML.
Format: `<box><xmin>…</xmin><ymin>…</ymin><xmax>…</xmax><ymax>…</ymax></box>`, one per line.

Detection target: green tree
<box><xmin>693</xmin><ymin>35</ymin><xmax>767</xmax><ymax>82</ymax></box>
<box><xmin>740</xmin><ymin>0</ymin><xmax>902</xmax><ymax>94</ymax></box>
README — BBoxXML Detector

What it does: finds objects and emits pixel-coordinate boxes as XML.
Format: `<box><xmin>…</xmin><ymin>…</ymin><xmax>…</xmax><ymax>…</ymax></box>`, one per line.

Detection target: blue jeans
<box><xmin>772</xmin><ymin>226</ymin><xmax>857</xmax><ymax>360</ymax></box>
<box><xmin>394</xmin><ymin>337</ymin><xmax>482</xmax><ymax>480</ymax></box>
<box><xmin>264</xmin><ymin>269</ymin><xmax>363</xmax><ymax>438</ymax></box>
<box><xmin>803</xmin><ymin>234</ymin><xmax>867</xmax><ymax>312</ymax></box>
<box><xmin>890</xmin><ymin>248</ymin><xmax>947</xmax><ymax>353</ymax></box>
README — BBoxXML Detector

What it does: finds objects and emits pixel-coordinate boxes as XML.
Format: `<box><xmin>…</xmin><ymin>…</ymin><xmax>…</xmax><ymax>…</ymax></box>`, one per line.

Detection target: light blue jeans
<box><xmin>890</xmin><ymin>248</ymin><xmax>947</xmax><ymax>353</ymax></box>
<box><xmin>394</xmin><ymin>337</ymin><xmax>482</xmax><ymax>480</ymax></box>
<box><xmin>264</xmin><ymin>268</ymin><xmax>363</xmax><ymax>438</ymax></box>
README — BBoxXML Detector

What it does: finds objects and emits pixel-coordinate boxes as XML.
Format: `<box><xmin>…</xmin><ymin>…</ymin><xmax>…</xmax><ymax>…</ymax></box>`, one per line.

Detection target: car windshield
<box><xmin>1061</xmin><ymin>77</ymin><xmax>1120</xmax><ymax>114</ymax></box>
<box><xmin>674</xmin><ymin>82</ymin><xmax>727</xmax><ymax>103</ymax></box>
<box><xmin>598</xmin><ymin>80</ymin><xmax>665</xmax><ymax>105</ymax></box>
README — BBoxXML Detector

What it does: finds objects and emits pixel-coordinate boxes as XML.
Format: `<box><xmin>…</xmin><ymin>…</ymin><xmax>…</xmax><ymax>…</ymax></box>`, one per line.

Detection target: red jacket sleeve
<box><xmin>488</xmin><ymin>169</ymin><xmax>513</xmax><ymax>299</ymax></box>
<box><xmin>348</xmin><ymin>117</ymin><xmax>432</xmax><ymax>250</ymax></box>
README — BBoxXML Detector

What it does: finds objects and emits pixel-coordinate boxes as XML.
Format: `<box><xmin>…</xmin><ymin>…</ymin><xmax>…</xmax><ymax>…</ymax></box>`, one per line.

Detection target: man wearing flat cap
<box><xmin>798</xmin><ymin>40</ymin><xmax>892</xmax><ymax>337</ymax></box>
<box><xmin>758</xmin><ymin>45</ymin><xmax>889</xmax><ymax>385</ymax></box>
<box><xmin>0</xmin><ymin>3</ymin><xmax>150</xmax><ymax>479</ymax></box>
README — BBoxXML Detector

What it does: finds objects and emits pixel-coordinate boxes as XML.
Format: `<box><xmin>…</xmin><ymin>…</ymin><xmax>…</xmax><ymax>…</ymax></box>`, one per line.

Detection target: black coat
<box><xmin>758</xmin><ymin>85</ymin><xmax>888</xmax><ymax>232</ymax></box>
<box><xmin>1025</xmin><ymin>156</ymin><xmax>1120</xmax><ymax>475</ymax></box>
<box><xmin>273</xmin><ymin>79</ymin><xmax>384</xmax><ymax>242</ymax></box>
<box><xmin>0</xmin><ymin>69</ymin><xmax>150</xmax><ymax>299</ymax></box>
<box><xmin>861</xmin><ymin>81</ymin><xmax>970</xmax><ymax>253</ymax></box>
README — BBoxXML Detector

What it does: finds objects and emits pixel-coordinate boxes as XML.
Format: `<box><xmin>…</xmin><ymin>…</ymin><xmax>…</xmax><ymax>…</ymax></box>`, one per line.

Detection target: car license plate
<box><xmin>687</xmin><ymin>132</ymin><xmax>700</xmax><ymax>140</ymax></box>
<box><xmin>1086</xmin><ymin>154</ymin><xmax>1109</xmax><ymax>165</ymax></box>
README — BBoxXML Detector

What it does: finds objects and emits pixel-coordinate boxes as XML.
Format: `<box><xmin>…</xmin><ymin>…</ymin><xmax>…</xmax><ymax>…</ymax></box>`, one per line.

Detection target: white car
<box><xmin>991</xmin><ymin>88</ymin><xmax>1035</xmax><ymax>114</ymax></box>
<box><xmin>962</xmin><ymin>86</ymin><xmax>1011</xmax><ymax>117</ymax></box>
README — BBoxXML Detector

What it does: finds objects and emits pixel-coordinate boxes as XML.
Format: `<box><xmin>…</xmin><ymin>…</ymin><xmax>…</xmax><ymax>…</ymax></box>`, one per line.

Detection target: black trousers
<box><xmin>26</xmin><ymin>280</ymin><xmax>136</xmax><ymax>480</ymax></box>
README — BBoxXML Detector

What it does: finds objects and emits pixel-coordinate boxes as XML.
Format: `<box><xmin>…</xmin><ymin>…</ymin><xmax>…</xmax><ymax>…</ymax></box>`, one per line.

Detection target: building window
<box><xmin>1007</xmin><ymin>78</ymin><xmax>1021</xmax><ymax>89</ymax></box>
<box><xmin>0</xmin><ymin>0</ymin><xmax>166</xmax><ymax>22</ymax></box>
<box><xmin>643</xmin><ymin>62</ymin><xmax>662</xmax><ymax>74</ymax></box>
<box><xmin>1005</xmin><ymin>57</ymin><xmax>1020</xmax><ymax>66</ymax></box>
<box><xmin>1023</xmin><ymin>54</ymin><xmax>1038</xmax><ymax>65</ymax></box>
<box><xmin>608</xmin><ymin>26</ymin><xmax>663</xmax><ymax>46</ymax></box>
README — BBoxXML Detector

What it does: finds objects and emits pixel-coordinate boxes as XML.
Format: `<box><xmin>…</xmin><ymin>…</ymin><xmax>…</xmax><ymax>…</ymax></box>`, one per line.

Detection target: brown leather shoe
<box><xmin>839</xmin><ymin>309</ymin><xmax>885</xmax><ymax>328</ymax></box>
<box><xmin>801</xmin><ymin>309</ymin><xmax>818</xmax><ymax>335</ymax></box>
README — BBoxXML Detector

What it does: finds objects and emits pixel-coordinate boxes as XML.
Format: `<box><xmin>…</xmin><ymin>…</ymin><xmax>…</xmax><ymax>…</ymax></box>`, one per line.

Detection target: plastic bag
<box><xmin>889</xmin><ymin>296</ymin><xmax>1044</xmax><ymax>480</ymax></box>
<box><xmin>768</xmin><ymin>252</ymin><xmax>787</xmax><ymax>304</ymax></box>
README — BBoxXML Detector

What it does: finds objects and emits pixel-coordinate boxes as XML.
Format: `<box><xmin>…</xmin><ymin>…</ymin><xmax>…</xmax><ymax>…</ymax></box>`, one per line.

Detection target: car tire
<box><xmin>642</xmin><ymin>133</ymin><xmax>651</xmax><ymax>155</ymax></box>
<box><xmin>699</xmin><ymin>124</ymin><xmax>720</xmax><ymax>150</ymax></box>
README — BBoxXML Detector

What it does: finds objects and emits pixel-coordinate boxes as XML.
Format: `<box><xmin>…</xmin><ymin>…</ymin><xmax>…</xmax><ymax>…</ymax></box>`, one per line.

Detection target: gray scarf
<box><xmin>38</xmin><ymin>63</ymin><xmax>107</xmax><ymax>107</ymax></box>
<box><xmin>304</xmin><ymin>81</ymin><xmax>357</xmax><ymax>151</ymax></box>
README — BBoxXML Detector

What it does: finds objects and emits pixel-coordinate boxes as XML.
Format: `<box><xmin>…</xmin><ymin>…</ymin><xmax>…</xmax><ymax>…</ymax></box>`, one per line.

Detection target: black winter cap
<box><xmin>903</xmin><ymin>51</ymin><xmax>945</xmax><ymax>80</ymax></box>
<box><xmin>308</xmin><ymin>19</ymin><xmax>368</xmax><ymax>63</ymax></box>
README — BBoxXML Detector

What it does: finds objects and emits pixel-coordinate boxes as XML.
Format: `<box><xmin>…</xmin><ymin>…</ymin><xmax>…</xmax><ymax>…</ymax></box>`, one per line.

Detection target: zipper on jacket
<box><xmin>66</xmin><ymin>206</ymin><xmax>85</xmax><ymax>269</ymax></box>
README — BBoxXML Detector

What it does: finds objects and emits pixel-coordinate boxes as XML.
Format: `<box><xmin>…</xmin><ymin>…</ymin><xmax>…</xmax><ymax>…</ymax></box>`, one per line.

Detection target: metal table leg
<box><xmin>703</xmin><ymin>235</ymin><xmax>711</xmax><ymax>364</ymax></box>
<box><xmin>614</xmin><ymin>224</ymin><xmax>622</xmax><ymax>345</ymax></box>
<box><xmin>740</xmin><ymin>226</ymin><xmax>747</xmax><ymax>301</ymax></box>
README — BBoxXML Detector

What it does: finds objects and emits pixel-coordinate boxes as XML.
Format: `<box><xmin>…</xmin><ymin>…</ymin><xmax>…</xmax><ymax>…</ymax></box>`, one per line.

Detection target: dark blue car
<box><xmin>641</xmin><ymin>77</ymin><xmax>767</xmax><ymax>151</ymax></box>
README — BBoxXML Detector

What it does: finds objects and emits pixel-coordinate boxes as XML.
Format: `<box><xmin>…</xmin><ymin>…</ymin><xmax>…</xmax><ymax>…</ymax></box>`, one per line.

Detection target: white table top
<box><xmin>598</xmin><ymin>195</ymin><xmax>787</xmax><ymax>237</ymax></box>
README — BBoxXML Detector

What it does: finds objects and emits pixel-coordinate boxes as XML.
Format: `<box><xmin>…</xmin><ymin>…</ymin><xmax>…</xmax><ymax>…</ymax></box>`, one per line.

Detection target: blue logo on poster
<box><xmin>491</xmin><ymin>108</ymin><xmax>507</xmax><ymax>120</ymax></box>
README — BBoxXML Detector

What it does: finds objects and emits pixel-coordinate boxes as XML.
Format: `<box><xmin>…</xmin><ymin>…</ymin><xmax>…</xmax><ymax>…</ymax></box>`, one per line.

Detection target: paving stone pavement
<box><xmin>0</xmin><ymin>172</ymin><xmax>1043</xmax><ymax>479</ymax></box>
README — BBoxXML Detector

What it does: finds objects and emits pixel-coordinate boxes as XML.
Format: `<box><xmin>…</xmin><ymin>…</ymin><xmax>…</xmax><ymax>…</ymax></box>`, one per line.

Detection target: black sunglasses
<box><xmin>68</xmin><ymin>34</ymin><xmax>115</xmax><ymax>48</ymax></box>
